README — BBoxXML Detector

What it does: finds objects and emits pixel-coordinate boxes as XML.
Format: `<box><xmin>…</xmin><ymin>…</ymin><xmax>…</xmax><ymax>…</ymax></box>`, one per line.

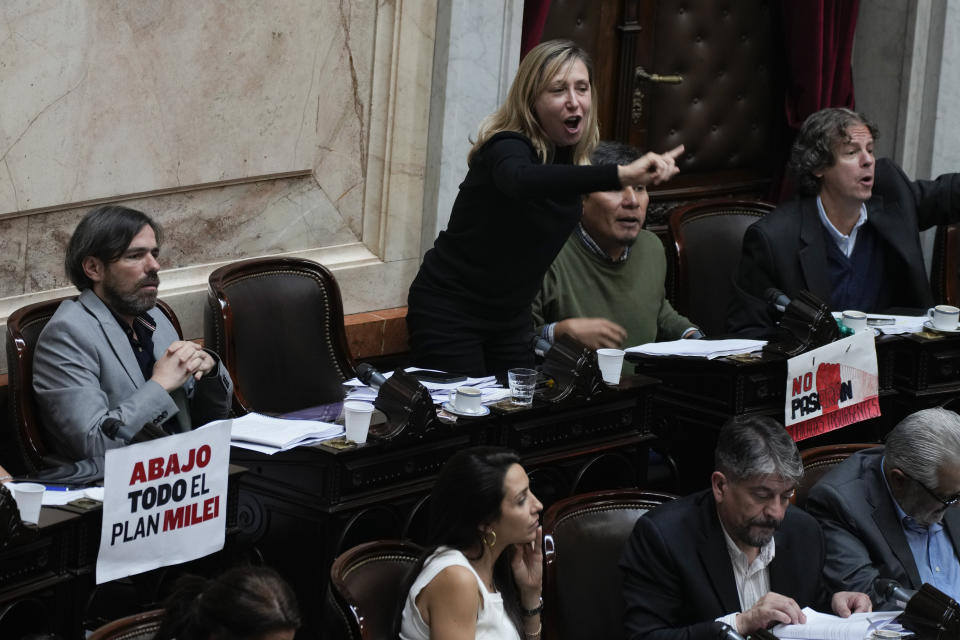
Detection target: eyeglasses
<box><xmin>898</xmin><ymin>468</ymin><xmax>960</xmax><ymax>508</ymax></box>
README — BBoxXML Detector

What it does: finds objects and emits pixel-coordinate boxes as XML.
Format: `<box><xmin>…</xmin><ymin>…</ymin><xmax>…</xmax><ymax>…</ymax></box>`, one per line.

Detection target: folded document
<box><xmin>228</xmin><ymin>413</ymin><xmax>344</xmax><ymax>453</ymax></box>
<box><xmin>626</xmin><ymin>339</ymin><xmax>766</xmax><ymax>359</ymax></box>
<box><xmin>772</xmin><ymin>607</ymin><xmax>908</xmax><ymax>640</ymax></box>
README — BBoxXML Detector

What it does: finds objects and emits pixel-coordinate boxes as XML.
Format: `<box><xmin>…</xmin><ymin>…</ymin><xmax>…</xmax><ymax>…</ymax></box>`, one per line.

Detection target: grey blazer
<box><xmin>806</xmin><ymin>447</ymin><xmax>960</xmax><ymax>609</ymax></box>
<box><xmin>33</xmin><ymin>289</ymin><xmax>233</xmax><ymax>461</ymax></box>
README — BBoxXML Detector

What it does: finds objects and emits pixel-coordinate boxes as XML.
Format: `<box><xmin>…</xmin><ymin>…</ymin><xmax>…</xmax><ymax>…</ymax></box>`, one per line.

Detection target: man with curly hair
<box><xmin>728</xmin><ymin>107</ymin><xmax>960</xmax><ymax>336</ymax></box>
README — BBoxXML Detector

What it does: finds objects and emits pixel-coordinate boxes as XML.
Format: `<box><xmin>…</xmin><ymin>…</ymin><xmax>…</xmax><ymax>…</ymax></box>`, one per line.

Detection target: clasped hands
<box><xmin>150</xmin><ymin>341</ymin><xmax>217</xmax><ymax>391</ymax></box>
<box><xmin>735</xmin><ymin>591</ymin><xmax>872</xmax><ymax>635</ymax></box>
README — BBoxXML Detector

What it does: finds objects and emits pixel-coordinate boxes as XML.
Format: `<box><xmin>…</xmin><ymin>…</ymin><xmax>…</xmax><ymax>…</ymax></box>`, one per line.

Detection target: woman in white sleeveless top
<box><xmin>399</xmin><ymin>447</ymin><xmax>543</xmax><ymax>640</ymax></box>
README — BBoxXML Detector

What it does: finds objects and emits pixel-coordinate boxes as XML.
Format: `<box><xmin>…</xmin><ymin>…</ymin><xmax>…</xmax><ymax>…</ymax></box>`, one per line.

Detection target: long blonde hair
<box><xmin>468</xmin><ymin>40</ymin><xmax>600</xmax><ymax>166</ymax></box>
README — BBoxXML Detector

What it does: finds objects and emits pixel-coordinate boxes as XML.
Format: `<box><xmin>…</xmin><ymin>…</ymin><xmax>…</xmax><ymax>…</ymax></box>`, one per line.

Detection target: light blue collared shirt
<box><xmin>881</xmin><ymin>456</ymin><xmax>960</xmax><ymax>599</ymax></box>
<box><xmin>817</xmin><ymin>196</ymin><xmax>868</xmax><ymax>258</ymax></box>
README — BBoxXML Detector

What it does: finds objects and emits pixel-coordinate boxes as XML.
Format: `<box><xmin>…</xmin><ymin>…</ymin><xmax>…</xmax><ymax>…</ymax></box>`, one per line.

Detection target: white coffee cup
<box><xmin>449</xmin><ymin>386</ymin><xmax>482</xmax><ymax>414</ymax></box>
<box><xmin>343</xmin><ymin>401</ymin><xmax>375</xmax><ymax>444</ymax></box>
<box><xmin>12</xmin><ymin>482</ymin><xmax>45</xmax><ymax>525</ymax></box>
<box><xmin>928</xmin><ymin>305</ymin><xmax>960</xmax><ymax>330</ymax></box>
<box><xmin>596</xmin><ymin>348</ymin><xmax>626</xmax><ymax>384</ymax></box>
<box><xmin>841</xmin><ymin>310</ymin><xmax>868</xmax><ymax>333</ymax></box>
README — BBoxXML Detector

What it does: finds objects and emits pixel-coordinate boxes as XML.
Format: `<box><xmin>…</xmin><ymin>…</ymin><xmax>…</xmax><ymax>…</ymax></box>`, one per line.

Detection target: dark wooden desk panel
<box><xmin>894</xmin><ymin>331</ymin><xmax>960</xmax><ymax>393</ymax></box>
<box><xmin>230</xmin><ymin>378</ymin><xmax>658</xmax><ymax>640</ymax></box>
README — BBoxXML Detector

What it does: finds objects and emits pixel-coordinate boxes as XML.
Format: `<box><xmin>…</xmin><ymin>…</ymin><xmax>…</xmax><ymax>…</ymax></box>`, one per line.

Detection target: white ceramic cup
<box><xmin>449</xmin><ymin>386</ymin><xmax>483</xmax><ymax>414</ymax></box>
<box><xmin>928</xmin><ymin>304</ymin><xmax>960</xmax><ymax>330</ymax></box>
<box><xmin>12</xmin><ymin>482</ymin><xmax>45</xmax><ymax>525</ymax></box>
<box><xmin>343</xmin><ymin>401</ymin><xmax>375</xmax><ymax>444</ymax></box>
<box><xmin>596</xmin><ymin>348</ymin><xmax>626</xmax><ymax>384</ymax></box>
<box><xmin>841</xmin><ymin>310</ymin><xmax>868</xmax><ymax>333</ymax></box>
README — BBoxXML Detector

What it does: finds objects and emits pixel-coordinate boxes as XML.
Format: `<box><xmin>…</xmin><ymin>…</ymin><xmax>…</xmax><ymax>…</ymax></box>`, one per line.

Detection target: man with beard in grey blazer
<box><xmin>33</xmin><ymin>205</ymin><xmax>233</xmax><ymax>461</ymax></box>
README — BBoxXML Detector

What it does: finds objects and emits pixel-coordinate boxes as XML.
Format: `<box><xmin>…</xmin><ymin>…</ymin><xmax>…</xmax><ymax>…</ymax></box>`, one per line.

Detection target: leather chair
<box><xmin>542</xmin><ymin>489</ymin><xmax>676</xmax><ymax>640</ymax></box>
<box><xmin>668</xmin><ymin>199</ymin><xmax>775</xmax><ymax>336</ymax></box>
<box><xmin>205</xmin><ymin>256</ymin><xmax>356</xmax><ymax>415</ymax></box>
<box><xmin>327</xmin><ymin>539</ymin><xmax>423</xmax><ymax>640</ymax></box>
<box><xmin>4</xmin><ymin>296</ymin><xmax>181</xmax><ymax>474</ymax></box>
<box><xmin>931</xmin><ymin>222</ymin><xmax>960</xmax><ymax>306</ymax></box>
<box><xmin>794</xmin><ymin>442</ymin><xmax>876</xmax><ymax>508</ymax></box>
<box><xmin>86</xmin><ymin>608</ymin><xmax>164</xmax><ymax>640</ymax></box>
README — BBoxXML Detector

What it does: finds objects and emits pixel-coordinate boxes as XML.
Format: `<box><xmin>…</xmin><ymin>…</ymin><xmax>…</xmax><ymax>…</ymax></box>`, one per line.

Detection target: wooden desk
<box><xmin>229</xmin><ymin>376</ymin><xmax>658</xmax><ymax>640</ymax></box>
<box><xmin>0</xmin><ymin>467</ymin><xmax>245</xmax><ymax>639</ymax></box>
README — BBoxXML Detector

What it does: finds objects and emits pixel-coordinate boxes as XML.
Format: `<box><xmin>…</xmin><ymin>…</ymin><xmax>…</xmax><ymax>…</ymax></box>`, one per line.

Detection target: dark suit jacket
<box><xmin>728</xmin><ymin>159</ymin><xmax>960</xmax><ymax>336</ymax></box>
<box><xmin>806</xmin><ymin>447</ymin><xmax>960</xmax><ymax>610</ymax></box>
<box><xmin>620</xmin><ymin>490</ymin><xmax>828</xmax><ymax>640</ymax></box>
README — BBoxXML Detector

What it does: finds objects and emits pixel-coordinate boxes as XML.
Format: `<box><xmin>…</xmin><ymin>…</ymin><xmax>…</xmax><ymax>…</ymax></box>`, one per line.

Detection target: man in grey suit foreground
<box><xmin>807</xmin><ymin>408</ymin><xmax>960</xmax><ymax>609</ymax></box>
<box><xmin>34</xmin><ymin>205</ymin><xmax>233</xmax><ymax>461</ymax></box>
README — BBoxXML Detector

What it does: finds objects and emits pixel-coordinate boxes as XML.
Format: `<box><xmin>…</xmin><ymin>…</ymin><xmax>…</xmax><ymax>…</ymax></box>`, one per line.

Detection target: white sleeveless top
<box><xmin>399</xmin><ymin>547</ymin><xmax>521</xmax><ymax>640</ymax></box>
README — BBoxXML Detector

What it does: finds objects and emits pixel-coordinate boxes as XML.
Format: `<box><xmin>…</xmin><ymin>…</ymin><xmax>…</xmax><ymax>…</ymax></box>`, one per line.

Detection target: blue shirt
<box><xmin>882</xmin><ymin>456</ymin><xmax>960</xmax><ymax>599</ymax></box>
<box><xmin>817</xmin><ymin>196</ymin><xmax>867</xmax><ymax>258</ymax></box>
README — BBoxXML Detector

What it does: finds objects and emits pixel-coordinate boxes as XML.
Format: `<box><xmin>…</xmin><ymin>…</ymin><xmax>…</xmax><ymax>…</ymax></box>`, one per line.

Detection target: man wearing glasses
<box><xmin>807</xmin><ymin>407</ymin><xmax>960</xmax><ymax>608</ymax></box>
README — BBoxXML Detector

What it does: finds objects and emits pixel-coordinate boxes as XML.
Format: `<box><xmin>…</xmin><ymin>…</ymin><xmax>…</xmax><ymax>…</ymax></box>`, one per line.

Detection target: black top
<box><xmin>410</xmin><ymin>131</ymin><xmax>621</xmax><ymax>319</ymax></box>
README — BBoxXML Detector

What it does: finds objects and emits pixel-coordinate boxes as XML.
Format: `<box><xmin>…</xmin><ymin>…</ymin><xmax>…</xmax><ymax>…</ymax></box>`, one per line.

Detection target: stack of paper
<box><xmin>831</xmin><ymin>312</ymin><xmax>928</xmax><ymax>335</ymax></box>
<box><xmin>772</xmin><ymin>607</ymin><xmax>906</xmax><ymax>639</ymax></box>
<box><xmin>228</xmin><ymin>413</ymin><xmax>344</xmax><ymax>454</ymax></box>
<box><xmin>344</xmin><ymin>368</ymin><xmax>508</xmax><ymax>405</ymax></box>
<box><xmin>626</xmin><ymin>339</ymin><xmax>766</xmax><ymax>359</ymax></box>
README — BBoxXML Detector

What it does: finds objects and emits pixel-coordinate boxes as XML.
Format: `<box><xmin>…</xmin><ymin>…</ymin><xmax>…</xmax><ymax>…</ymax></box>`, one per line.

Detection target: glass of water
<box><xmin>508</xmin><ymin>368</ymin><xmax>538</xmax><ymax>406</ymax></box>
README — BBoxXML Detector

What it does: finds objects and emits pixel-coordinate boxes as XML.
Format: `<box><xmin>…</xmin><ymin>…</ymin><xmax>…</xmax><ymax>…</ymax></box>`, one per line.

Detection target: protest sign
<box><xmin>96</xmin><ymin>420</ymin><xmax>230</xmax><ymax>584</ymax></box>
<box><xmin>784</xmin><ymin>331</ymin><xmax>880</xmax><ymax>441</ymax></box>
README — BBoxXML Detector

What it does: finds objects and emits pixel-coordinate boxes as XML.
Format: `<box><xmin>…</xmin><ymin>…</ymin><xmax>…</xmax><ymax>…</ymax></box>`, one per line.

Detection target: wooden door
<box><xmin>540</xmin><ymin>0</ymin><xmax>788</xmax><ymax>226</ymax></box>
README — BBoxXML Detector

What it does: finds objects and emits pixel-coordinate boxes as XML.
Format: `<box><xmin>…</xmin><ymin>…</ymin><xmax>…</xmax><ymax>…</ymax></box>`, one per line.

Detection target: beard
<box><xmin>732</xmin><ymin>515</ymin><xmax>782</xmax><ymax>548</ymax></box>
<box><xmin>102</xmin><ymin>274</ymin><xmax>159</xmax><ymax>317</ymax></box>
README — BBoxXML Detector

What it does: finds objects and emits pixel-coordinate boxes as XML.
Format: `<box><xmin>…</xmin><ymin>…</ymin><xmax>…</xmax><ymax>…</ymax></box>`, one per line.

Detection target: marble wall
<box><xmin>0</xmin><ymin>0</ymin><xmax>438</xmax><ymax>372</ymax></box>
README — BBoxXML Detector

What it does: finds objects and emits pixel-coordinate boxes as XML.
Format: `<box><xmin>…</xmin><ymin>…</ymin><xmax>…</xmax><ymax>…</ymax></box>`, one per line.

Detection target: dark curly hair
<box><xmin>789</xmin><ymin>107</ymin><xmax>878</xmax><ymax>196</ymax></box>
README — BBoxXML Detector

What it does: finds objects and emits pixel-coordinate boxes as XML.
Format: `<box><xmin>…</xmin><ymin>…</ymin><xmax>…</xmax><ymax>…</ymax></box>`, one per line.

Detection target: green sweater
<box><xmin>532</xmin><ymin>229</ymin><xmax>694</xmax><ymax>348</ymax></box>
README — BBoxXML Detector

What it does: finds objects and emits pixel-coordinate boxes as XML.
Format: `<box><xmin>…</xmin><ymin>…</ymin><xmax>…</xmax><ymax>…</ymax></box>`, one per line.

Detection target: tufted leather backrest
<box><xmin>669</xmin><ymin>199</ymin><xmax>774</xmax><ymax>336</ymax></box>
<box><xmin>931</xmin><ymin>223</ymin><xmax>960</xmax><ymax>306</ymax></box>
<box><xmin>328</xmin><ymin>539</ymin><xmax>423</xmax><ymax>640</ymax></box>
<box><xmin>5</xmin><ymin>297</ymin><xmax>180</xmax><ymax>474</ymax></box>
<box><xmin>542</xmin><ymin>489</ymin><xmax>676</xmax><ymax>640</ymax></box>
<box><xmin>205</xmin><ymin>257</ymin><xmax>355</xmax><ymax>415</ymax></box>
<box><xmin>795</xmin><ymin>443</ymin><xmax>876</xmax><ymax>509</ymax></box>
<box><xmin>87</xmin><ymin>608</ymin><xmax>164</xmax><ymax>640</ymax></box>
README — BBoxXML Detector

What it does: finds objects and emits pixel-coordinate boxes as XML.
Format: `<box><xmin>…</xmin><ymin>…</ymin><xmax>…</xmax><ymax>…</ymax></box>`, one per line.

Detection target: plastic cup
<box><xmin>508</xmin><ymin>368</ymin><xmax>538</xmax><ymax>406</ymax></box>
<box><xmin>596</xmin><ymin>348</ymin><xmax>626</xmax><ymax>384</ymax></box>
<box><xmin>12</xmin><ymin>482</ymin><xmax>45</xmax><ymax>524</ymax></box>
<box><xmin>344</xmin><ymin>401</ymin><xmax>375</xmax><ymax>444</ymax></box>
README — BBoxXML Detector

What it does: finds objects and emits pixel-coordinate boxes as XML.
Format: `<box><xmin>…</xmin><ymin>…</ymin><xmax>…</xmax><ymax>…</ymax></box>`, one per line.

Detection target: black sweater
<box><xmin>411</xmin><ymin>131</ymin><xmax>621</xmax><ymax>319</ymax></box>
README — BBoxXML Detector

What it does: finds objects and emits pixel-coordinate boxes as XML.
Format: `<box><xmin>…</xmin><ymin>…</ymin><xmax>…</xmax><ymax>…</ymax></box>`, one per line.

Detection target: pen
<box><xmin>43</xmin><ymin>484</ymin><xmax>85</xmax><ymax>491</ymax></box>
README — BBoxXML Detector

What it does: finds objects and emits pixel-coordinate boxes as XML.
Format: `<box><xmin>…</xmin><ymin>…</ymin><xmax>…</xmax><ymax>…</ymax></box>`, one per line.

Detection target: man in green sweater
<box><xmin>532</xmin><ymin>141</ymin><xmax>701</xmax><ymax>352</ymax></box>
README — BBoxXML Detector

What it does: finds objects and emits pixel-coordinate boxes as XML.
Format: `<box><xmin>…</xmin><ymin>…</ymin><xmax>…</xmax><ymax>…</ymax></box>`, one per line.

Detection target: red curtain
<box><xmin>781</xmin><ymin>0</ymin><xmax>860</xmax><ymax>128</ymax></box>
<box><xmin>521</xmin><ymin>0</ymin><xmax>552</xmax><ymax>59</ymax></box>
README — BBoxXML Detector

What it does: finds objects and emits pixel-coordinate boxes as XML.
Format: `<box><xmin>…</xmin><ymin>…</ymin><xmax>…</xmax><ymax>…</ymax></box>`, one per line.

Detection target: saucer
<box><xmin>441</xmin><ymin>401</ymin><xmax>490</xmax><ymax>417</ymax></box>
<box><xmin>923</xmin><ymin>320</ymin><xmax>960</xmax><ymax>334</ymax></box>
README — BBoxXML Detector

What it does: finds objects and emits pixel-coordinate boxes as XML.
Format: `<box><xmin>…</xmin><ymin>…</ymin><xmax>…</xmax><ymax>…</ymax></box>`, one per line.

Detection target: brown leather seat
<box><xmin>327</xmin><ymin>539</ymin><xmax>423</xmax><ymax>640</ymax></box>
<box><xmin>4</xmin><ymin>296</ymin><xmax>181</xmax><ymax>474</ymax></box>
<box><xmin>86</xmin><ymin>608</ymin><xmax>164</xmax><ymax>640</ymax></box>
<box><xmin>931</xmin><ymin>222</ymin><xmax>960</xmax><ymax>306</ymax></box>
<box><xmin>542</xmin><ymin>489</ymin><xmax>676</xmax><ymax>640</ymax></box>
<box><xmin>669</xmin><ymin>199</ymin><xmax>775</xmax><ymax>336</ymax></box>
<box><xmin>794</xmin><ymin>442</ymin><xmax>876</xmax><ymax>508</ymax></box>
<box><xmin>205</xmin><ymin>256</ymin><xmax>355</xmax><ymax>415</ymax></box>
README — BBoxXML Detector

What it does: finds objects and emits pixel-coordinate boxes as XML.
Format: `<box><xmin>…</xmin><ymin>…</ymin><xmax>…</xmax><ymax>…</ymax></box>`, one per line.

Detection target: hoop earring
<box><xmin>482</xmin><ymin>530</ymin><xmax>497</xmax><ymax>549</ymax></box>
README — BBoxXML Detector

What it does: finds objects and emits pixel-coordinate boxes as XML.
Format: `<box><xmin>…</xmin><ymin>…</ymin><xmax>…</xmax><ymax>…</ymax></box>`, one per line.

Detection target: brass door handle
<box><xmin>632</xmin><ymin>66</ymin><xmax>683</xmax><ymax>123</ymax></box>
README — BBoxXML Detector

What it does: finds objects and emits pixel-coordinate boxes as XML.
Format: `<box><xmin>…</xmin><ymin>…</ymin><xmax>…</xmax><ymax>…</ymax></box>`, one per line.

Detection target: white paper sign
<box><xmin>784</xmin><ymin>331</ymin><xmax>880</xmax><ymax>441</ymax></box>
<box><xmin>96</xmin><ymin>421</ymin><xmax>231</xmax><ymax>584</ymax></box>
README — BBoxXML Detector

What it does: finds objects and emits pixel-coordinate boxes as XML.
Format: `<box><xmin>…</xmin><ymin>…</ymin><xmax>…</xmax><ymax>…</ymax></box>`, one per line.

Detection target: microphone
<box><xmin>765</xmin><ymin>288</ymin><xmax>792</xmax><ymax>313</ymax></box>
<box><xmin>355</xmin><ymin>362</ymin><xmax>388</xmax><ymax>390</ymax></box>
<box><xmin>712</xmin><ymin>621</ymin><xmax>747</xmax><ymax>640</ymax></box>
<box><xmin>876</xmin><ymin>578</ymin><xmax>917</xmax><ymax>607</ymax></box>
<box><xmin>101</xmin><ymin>417</ymin><xmax>123</xmax><ymax>440</ymax></box>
